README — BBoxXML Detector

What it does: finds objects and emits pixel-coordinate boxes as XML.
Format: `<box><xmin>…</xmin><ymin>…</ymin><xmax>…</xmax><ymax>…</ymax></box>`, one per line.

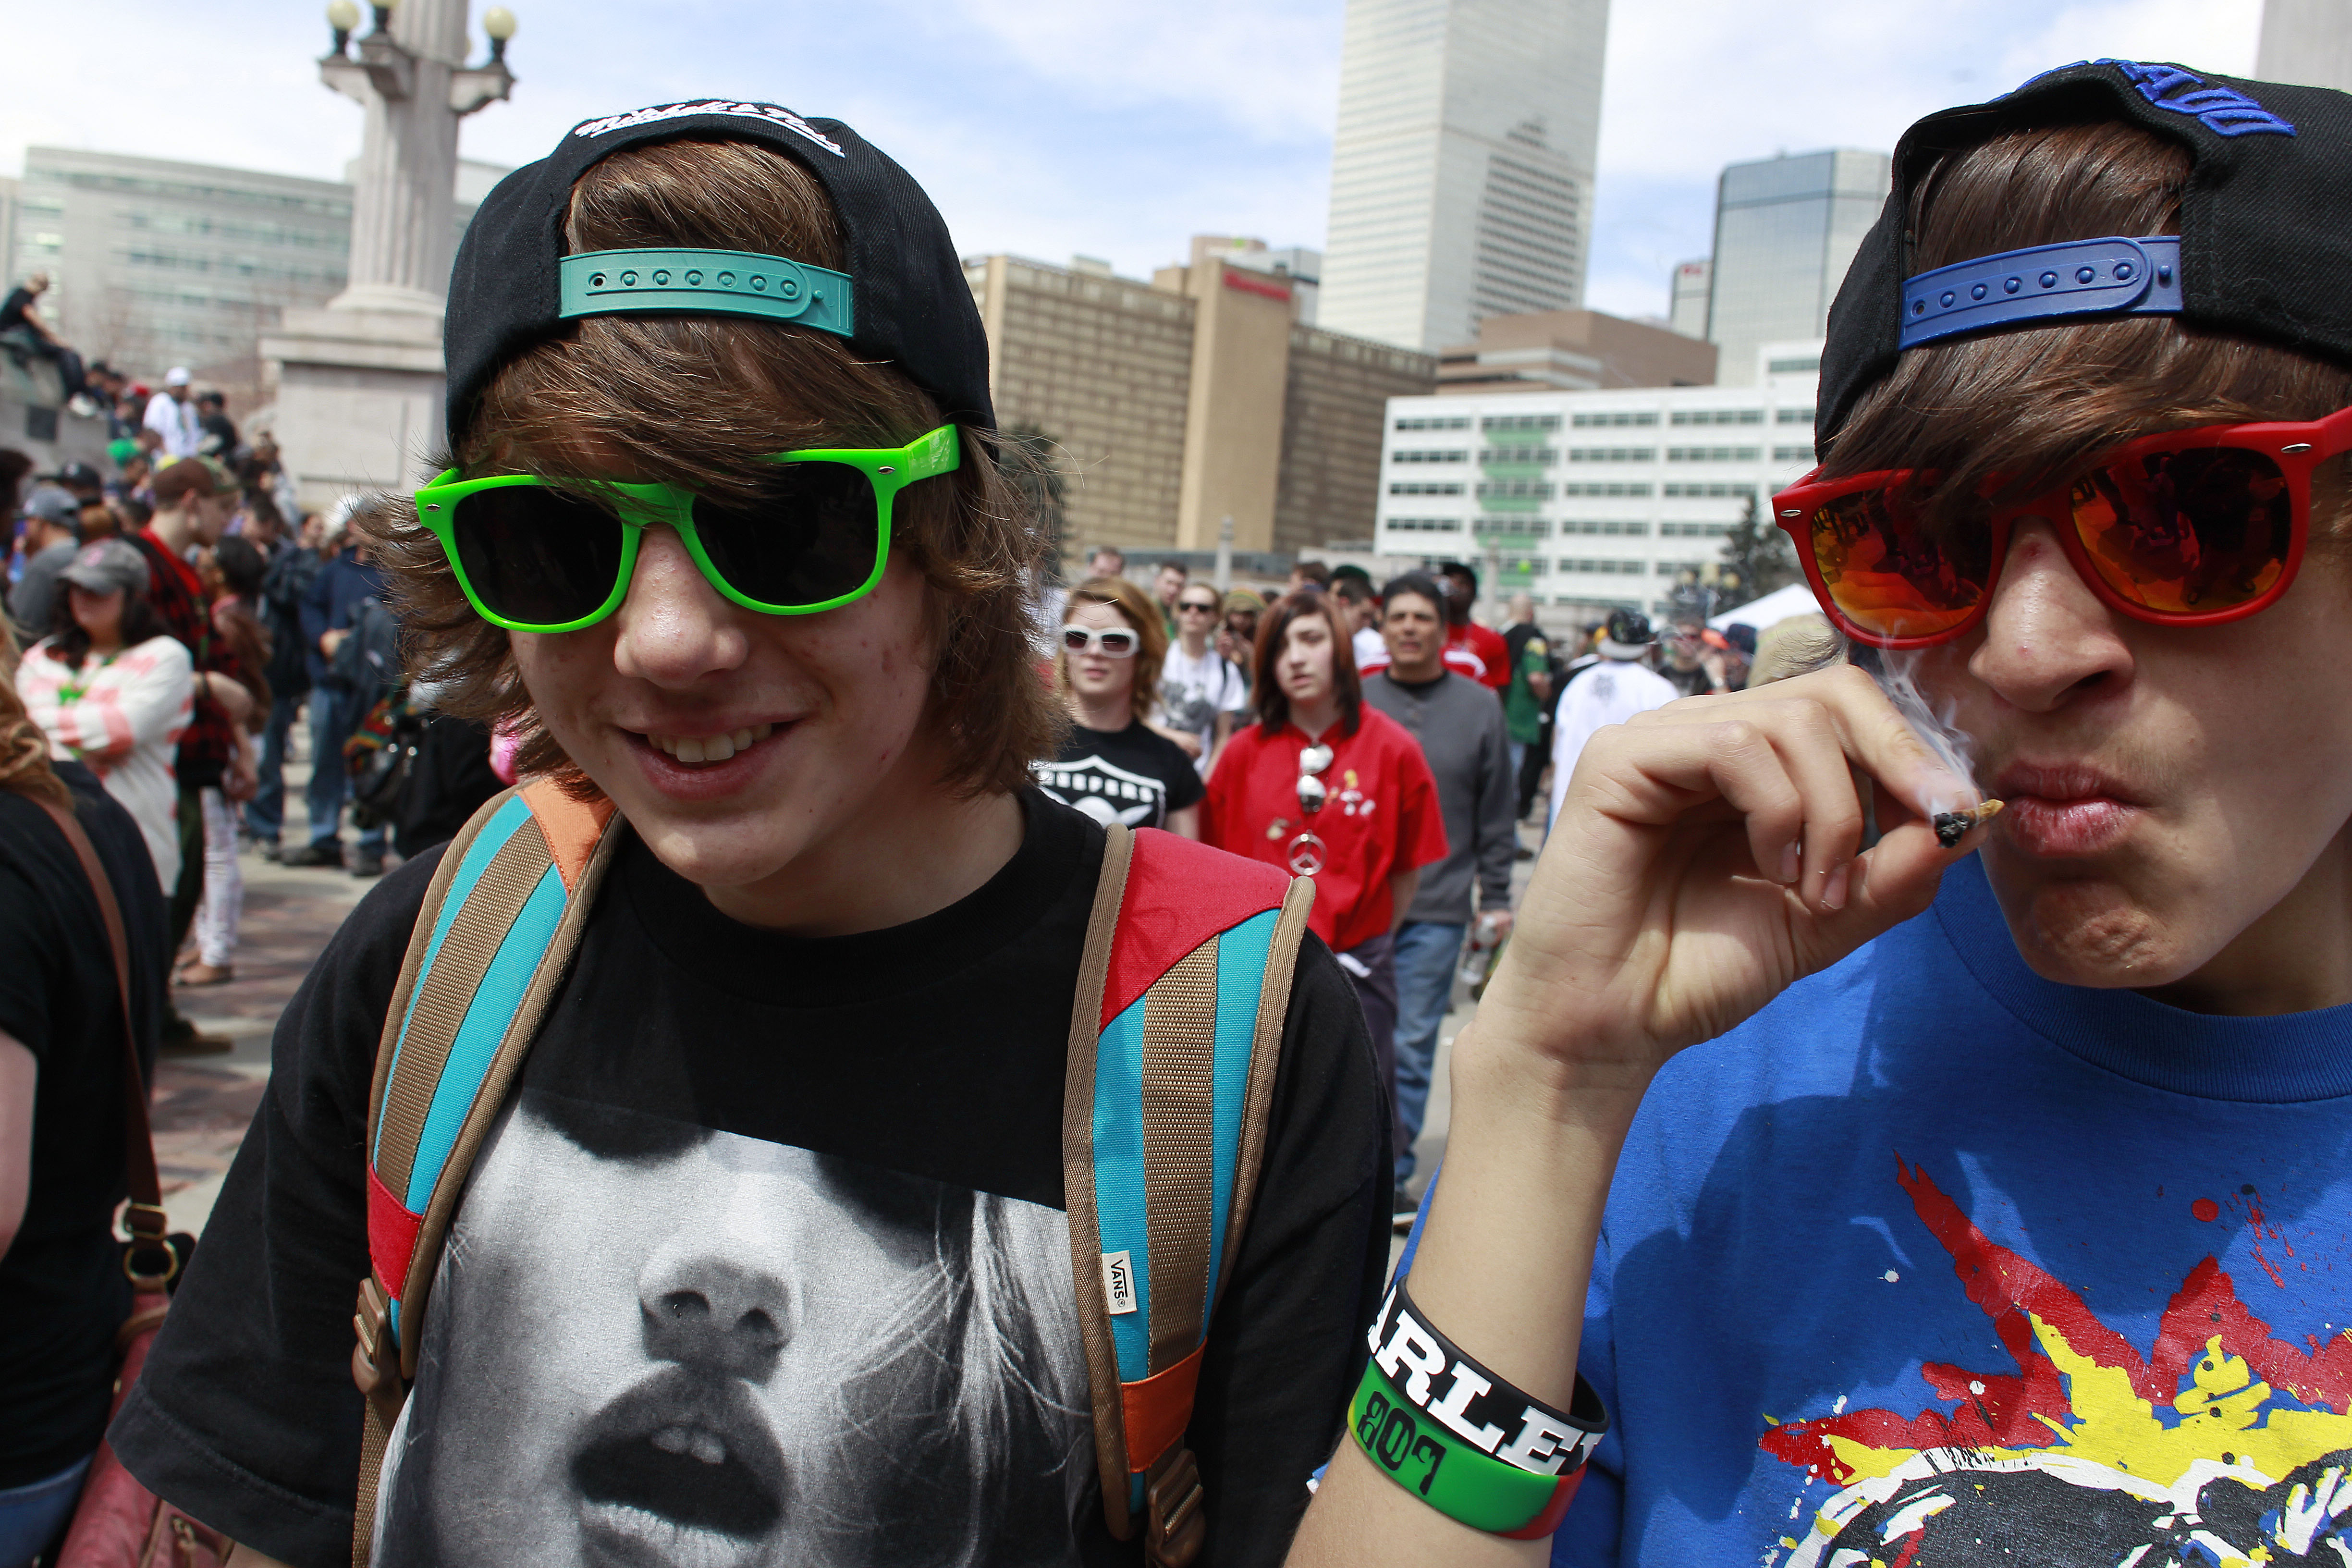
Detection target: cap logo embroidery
<box><xmin>2100</xmin><ymin>60</ymin><xmax>2296</xmax><ymax>137</ymax></box>
<box><xmin>570</xmin><ymin>100</ymin><xmax>845</xmax><ymax>157</ymax></box>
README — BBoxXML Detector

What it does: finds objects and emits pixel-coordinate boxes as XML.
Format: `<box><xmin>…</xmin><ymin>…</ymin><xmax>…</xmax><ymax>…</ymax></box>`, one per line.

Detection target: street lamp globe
<box><xmin>326</xmin><ymin>0</ymin><xmax>361</xmax><ymax>49</ymax></box>
<box><xmin>483</xmin><ymin>6</ymin><xmax>516</xmax><ymax>39</ymax></box>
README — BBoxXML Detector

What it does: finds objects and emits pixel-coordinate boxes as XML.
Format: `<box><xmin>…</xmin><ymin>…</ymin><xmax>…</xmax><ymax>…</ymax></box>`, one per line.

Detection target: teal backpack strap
<box><xmin>350</xmin><ymin>780</ymin><xmax>624</xmax><ymax>1565</ymax></box>
<box><xmin>1063</xmin><ymin>822</ymin><xmax>1316</xmax><ymax>1565</ymax></box>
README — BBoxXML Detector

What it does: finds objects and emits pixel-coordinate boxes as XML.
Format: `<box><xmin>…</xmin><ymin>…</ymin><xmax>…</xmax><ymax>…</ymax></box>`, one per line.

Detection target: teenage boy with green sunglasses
<box><xmin>106</xmin><ymin>103</ymin><xmax>1390</xmax><ymax>1568</ymax></box>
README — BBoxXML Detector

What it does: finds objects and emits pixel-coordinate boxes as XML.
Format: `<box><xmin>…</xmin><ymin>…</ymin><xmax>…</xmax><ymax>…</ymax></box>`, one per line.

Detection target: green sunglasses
<box><xmin>413</xmin><ymin>423</ymin><xmax>961</xmax><ymax>633</ymax></box>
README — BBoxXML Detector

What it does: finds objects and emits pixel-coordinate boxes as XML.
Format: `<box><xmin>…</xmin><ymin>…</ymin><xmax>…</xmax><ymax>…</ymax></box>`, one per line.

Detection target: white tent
<box><xmin>1710</xmin><ymin>582</ymin><xmax>1821</xmax><ymax>632</ymax></box>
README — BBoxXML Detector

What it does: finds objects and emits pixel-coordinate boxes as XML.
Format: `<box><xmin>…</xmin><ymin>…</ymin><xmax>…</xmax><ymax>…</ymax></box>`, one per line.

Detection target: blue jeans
<box><xmin>243</xmin><ymin>691</ymin><xmax>305</xmax><ymax>842</ymax></box>
<box><xmin>306</xmin><ymin>686</ymin><xmax>386</xmax><ymax>854</ymax></box>
<box><xmin>1391</xmin><ymin>920</ymin><xmax>1466</xmax><ymax>1186</ymax></box>
<box><xmin>0</xmin><ymin>1452</ymin><xmax>92</xmax><ymax>1566</ymax></box>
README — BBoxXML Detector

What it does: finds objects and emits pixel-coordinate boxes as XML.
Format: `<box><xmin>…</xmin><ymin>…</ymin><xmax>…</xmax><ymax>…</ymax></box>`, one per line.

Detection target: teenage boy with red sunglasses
<box><xmin>1290</xmin><ymin>64</ymin><xmax>2352</xmax><ymax>1566</ymax></box>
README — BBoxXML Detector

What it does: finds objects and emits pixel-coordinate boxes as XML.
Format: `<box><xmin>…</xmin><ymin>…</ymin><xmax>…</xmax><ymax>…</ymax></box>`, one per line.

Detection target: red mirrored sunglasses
<box><xmin>1771</xmin><ymin>404</ymin><xmax>2352</xmax><ymax>649</ymax></box>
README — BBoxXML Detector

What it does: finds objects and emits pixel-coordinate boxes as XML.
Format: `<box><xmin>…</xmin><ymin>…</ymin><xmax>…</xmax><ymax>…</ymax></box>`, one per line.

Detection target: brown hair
<box><xmin>152</xmin><ymin>458</ymin><xmax>221</xmax><ymax>506</ymax></box>
<box><xmin>356</xmin><ymin>138</ymin><xmax>1060</xmax><ymax>798</ymax></box>
<box><xmin>0</xmin><ymin>625</ymin><xmax>71</xmax><ymax>811</ymax></box>
<box><xmin>1253</xmin><ymin>590</ymin><xmax>1362</xmax><ymax>736</ymax></box>
<box><xmin>1827</xmin><ymin>121</ymin><xmax>2352</xmax><ymax>547</ymax></box>
<box><xmin>1059</xmin><ymin>575</ymin><xmax>1167</xmax><ymax>723</ymax></box>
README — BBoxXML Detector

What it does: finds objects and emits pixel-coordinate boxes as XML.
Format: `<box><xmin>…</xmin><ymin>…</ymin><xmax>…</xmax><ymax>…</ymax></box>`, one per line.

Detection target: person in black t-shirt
<box><xmin>107</xmin><ymin>105</ymin><xmax>1386</xmax><ymax>1568</ymax></box>
<box><xmin>1037</xmin><ymin>575</ymin><xmax>1204</xmax><ymax>835</ymax></box>
<box><xmin>0</xmin><ymin>667</ymin><xmax>167</xmax><ymax>1562</ymax></box>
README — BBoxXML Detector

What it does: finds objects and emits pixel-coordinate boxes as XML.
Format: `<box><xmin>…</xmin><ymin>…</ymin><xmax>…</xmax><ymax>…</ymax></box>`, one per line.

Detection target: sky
<box><xmin>1</xmin><ymin>0</ymin><xmax>2266</xmax><ymax>324</ymax></box>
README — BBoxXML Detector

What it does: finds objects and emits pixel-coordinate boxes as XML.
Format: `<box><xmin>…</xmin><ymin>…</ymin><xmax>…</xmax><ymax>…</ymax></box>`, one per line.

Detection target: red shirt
<box><xmin>1200</xmin><ymin>708</ymin><xmax>1448</xmax><ymax>954</ymax></box>
<box><xmin>1448</xmin><ymin>622</ymin><xmax>1512</xmax><ymax>690</ymax></box>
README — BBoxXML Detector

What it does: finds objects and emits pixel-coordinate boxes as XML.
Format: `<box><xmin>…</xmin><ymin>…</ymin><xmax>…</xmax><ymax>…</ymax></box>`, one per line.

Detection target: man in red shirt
<box><xmin>127</xmin><ymin>459</ymin><xmax>254</xmax><ymax>1053</ymax></box>
<box><xmin>1437</xmin><ymin>562</ymin><xmax>1510</xmax><ymax>691</ymax></box>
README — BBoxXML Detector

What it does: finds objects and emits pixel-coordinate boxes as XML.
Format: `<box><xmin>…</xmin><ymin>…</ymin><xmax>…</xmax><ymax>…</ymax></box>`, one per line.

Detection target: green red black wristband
<box><xmin>1348</xmin><ymin>1277</ymin><xmax>1608</xmax><ymax>1539</ymax></box>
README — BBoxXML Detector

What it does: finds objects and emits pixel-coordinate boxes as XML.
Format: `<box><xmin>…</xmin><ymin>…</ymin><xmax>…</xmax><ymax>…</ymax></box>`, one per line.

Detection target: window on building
<box><xmin>1475</xmin><ymin>515</ymin><xmax>1551</xmax><ymax>537</ymax></box>
<box><xmin>1776</xmin><ymin>407</ymin><xmax>1816</xmax><ymax>424</ymax></box>
<box><xmin>1561</xmin><ymin>519</ymin><xmax>1651</xmax><ymax>537</ymax></box>
<box><xmin>1383</xmin><ymin>517</ymin><xmax>1464</xmax><ymax>532</ymax></box>
<box><xmin>1665</xmin><ymin>446</ymin><xmax>1762</xmax><ymax>463</ymax></box>
<box><xmin>1668</xmin><ymin>409</ymin><xmax>1764</xmax><ymax>426</ymax></box>
<box><xmin>1559</xmin><ymin>482</ymin><xmax>1654</xmax><ymax>497</ymax></box>
<box><xmin>1482</xmin><ymin>414</ymin><xmax>1562</xmax><ymax>433</ymax></box>
<box><xmin>1657</xmin><ymin>522</ymin><xmax>1732</xmax><ymax>538</ymax></box>
<box><xmin>1566</xmin><ymin>447</ymin><xmax>1656</xmax><ymax>464</ymax></box>
<box><xmin>1771</xmin><ymin>445</ymin><xmax>1814</xmax><ymax>462</ymax></box>
<box><xmin>1558</xmin><ymin>559</ymin><xmax>1649</xmax><ymax>576</ymax></box>
<box><xmin>1570</xmin><ymin>411</ymin><xmax>1658</xmax><ymax>428</ymax></box>
<box><xmin>1394</xmin><ymin>415</ymin><xmax>1473</xmax><ymax>432</ymax></box>
<box><xmin>1389</xmin><ymin>481</ymin><xmax>1467</xmax><ymax>496</ymax></box>
<box><xmin>1662</xmin><ymin>483</ymin><xmax>1761</xmax><ymax>499</ymax></box>
<box><xmin>1475</xmin><ymin>480</ymin><xmax>1555</xmax><ymax>501</ymax></box>
<box><xmin>1769</xmin><ymin>356</ymin><xmax>1822</xmax><ymax>373</ymax></box>
<box><xmin>1391</xmin><ymin>449</ymin><xmax>1470</xmax><ymax>464</ymax></box>
<box><xmin>1479</xmin><ymin>445</ymin><xmax>1557</xmax><ymax>465</ymax></box>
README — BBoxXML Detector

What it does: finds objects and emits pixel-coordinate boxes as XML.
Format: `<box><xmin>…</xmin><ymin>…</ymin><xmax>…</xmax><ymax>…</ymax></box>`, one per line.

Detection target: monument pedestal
<box><xmin>262</xmin><ymin>301</ymin><xmax>445</xmax><ymax>513</ymax></box>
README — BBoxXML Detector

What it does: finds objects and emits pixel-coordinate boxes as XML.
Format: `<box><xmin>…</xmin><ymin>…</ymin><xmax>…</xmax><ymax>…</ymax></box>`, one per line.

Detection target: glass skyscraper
<box><xmin>1318</xmin><ymin>0</ymin><xmax>1610</xmax><ymax>355</ymax></box>
<box><xmin>1703</xmin><ymin>149</ymin><xmax>1890</xmax><ymax>386</ymax></box>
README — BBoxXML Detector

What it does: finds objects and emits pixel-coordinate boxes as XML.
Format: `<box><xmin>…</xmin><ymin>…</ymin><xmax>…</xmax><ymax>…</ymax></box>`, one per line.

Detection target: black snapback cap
<box><xmin>444</xmin><ymin>99</ymin><xmax>994</xmax><ymax>448</ymax></box>
<box><xmin>1819</xmin><ymin>60</ymin><xmax>2352</xmax><ymax>450</ymax></box>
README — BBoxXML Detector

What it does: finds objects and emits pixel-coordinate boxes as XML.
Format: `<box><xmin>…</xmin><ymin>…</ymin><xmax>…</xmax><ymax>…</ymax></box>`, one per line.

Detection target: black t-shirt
<box><xmin>0</xmin><ymin>763</ymin><xmax>169</xmax><ymax>1487</ymax></box>
<box><xmin>1033</xmin><ymin>720</ymin><xmax>1205</xmax><ymax>830</ymax></box>
<box><xmin>0</xmin><ymin>287</ymin><xmax>33</xmax><ymax>334</ymax></box>
<box><xmin>111</xmin><ymin>791</ymin><xmax>1387</xmax><ymax>1567</ymax></box>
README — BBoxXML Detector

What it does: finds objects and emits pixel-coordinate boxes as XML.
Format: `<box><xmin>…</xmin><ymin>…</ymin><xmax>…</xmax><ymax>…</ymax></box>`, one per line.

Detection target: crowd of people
<box><xmin>0</xmin><ymin>370</ymin><xmax>503</xmax><ymax>1054</ymax></box>
<box><xmin>8</xmin><ymin>61</ymin><xmax>2352</xmax><ymax>1568</ymax></box>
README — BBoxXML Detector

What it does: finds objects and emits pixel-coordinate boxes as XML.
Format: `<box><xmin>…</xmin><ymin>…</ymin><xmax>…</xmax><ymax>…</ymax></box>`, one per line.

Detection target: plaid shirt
<box><xmin>129</xmin><ymin>527</ymin><xmax>244</xmax><ymax>789</ymax></box>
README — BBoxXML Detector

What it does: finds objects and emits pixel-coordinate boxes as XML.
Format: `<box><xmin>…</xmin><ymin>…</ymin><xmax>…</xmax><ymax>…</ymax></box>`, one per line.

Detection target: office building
<box><xmin>1436</xmin><ymin>307</ymin><xmax>1715</xmax><ymax>395</ymax></box>
<box><xmin>1668</xmin><ymin>258</ymin><xmax>1710</xmax><ymax>338</ymax></box>
<box><xmin>966</xmin><ymin>247</ymin><xmax>1434</xmax><ymax>568</ymax></box>
<box><xmin>1373</xmin><ymin>340</ymin><xmax>1821</xmax><ymax>613</ymax></box>
<box><xmin>2259</xmin><ymin>0</ymin><xmax>2352</xmax><ymax>92</ymax></box>
<box><xmin>1191</xmin><ymin>236</ymin><xmax>1322</xmax><ymax>326</ymax></box>
<box><xmin>9</xmin><ymin>147</ymin><xmax>504</xmax><ymax>398</ymax></box>
<box><xmin>1319</xmin><ymin>0</ymin><xmax>1610</xmax><ymax>354</ymax></box>
<box><xmin>1702</xmin><ymin>149</ymin><xmax>1888</xmax><ymax>385</ymax></box>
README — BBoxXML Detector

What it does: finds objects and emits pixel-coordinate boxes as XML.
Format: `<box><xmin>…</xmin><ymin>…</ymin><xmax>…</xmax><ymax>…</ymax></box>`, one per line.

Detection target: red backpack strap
<box><xmin>351</xmin><ymin>780</ymin><xmax>622</xmax><ymax>1565</ymax></box>
<box><xmin>1063</xmin><ymin>823</ymin><xmax>1315</xmax><ymax>1564</ymax></box>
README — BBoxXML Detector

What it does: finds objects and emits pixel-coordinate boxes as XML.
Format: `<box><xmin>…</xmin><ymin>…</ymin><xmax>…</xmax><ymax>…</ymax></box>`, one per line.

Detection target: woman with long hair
<box><xmin>14</xmin><ymin>539</ymin><xmax>193</xmax><ymax>895</ymax></box>
<box><xmin>1201</xmin><ymin>590</ymin><xmax>1447</xmax><ymax>1121</ymax></box>
<box><xmin>0</xmin><ymin>623</ymin><xmax>169</xmax><ymax>1566</ymax></box>
<box><xmin>1032</xmin><ymin>575</ymin><xmax>1202</xmax><ymax>835</ymax></box>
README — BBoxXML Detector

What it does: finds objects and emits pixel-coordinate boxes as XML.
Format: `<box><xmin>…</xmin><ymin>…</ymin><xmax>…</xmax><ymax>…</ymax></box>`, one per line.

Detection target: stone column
<box><xmin>263</xmin><ymin>0</ymin><xmax>513</xmax><ymax>509</ymax></box>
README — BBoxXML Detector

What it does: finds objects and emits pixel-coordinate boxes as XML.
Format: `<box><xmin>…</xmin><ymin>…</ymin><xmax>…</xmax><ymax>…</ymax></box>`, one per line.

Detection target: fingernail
<box><xmin>1822</xmin><ymin>863</ymin><xmax>1850</xmax><ymax>912</ymax></box>
<box><xmin>1780</xmin><ymin>842</ymin><xmax>1801</xmax><ymax>884</ymax></box>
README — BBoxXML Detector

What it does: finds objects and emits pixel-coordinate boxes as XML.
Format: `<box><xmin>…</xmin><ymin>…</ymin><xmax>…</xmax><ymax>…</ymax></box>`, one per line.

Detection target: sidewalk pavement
<box><xmin>157</xmin><ymin>756</ymin><xmax>386</xmax><ymax>1235</ymax></box>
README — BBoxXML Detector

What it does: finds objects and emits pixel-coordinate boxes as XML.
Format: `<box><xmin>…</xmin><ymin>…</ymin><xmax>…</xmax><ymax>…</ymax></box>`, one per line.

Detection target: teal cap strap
<box><xmin>557</xmin><ymin>247</ymin><xmax>854</xmax><ymax>337</ymax></box>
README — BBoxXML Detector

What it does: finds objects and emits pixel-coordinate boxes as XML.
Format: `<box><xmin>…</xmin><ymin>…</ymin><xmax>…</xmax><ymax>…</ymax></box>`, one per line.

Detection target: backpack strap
<box><xmin>1063</xmin><ymin>822</ymin><xmax>1315</xmax><ymax>1565</ymax></box>
<box><xmin>350</xmin><ymin>780</ymin><xmax>622</xmax><ymax>1565</ymax></box>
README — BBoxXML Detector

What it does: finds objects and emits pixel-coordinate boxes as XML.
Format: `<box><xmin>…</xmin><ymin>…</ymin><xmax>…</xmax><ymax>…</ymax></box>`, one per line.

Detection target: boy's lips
<box><xmin>622</xmin><ymin>720</ymin><xmax>797</xmax><ymax>801</ymax></box>
<box><xmin>1992</xmin><ymin>762</ymin><xmax>2144</xmax><ymax>858</ymax></box>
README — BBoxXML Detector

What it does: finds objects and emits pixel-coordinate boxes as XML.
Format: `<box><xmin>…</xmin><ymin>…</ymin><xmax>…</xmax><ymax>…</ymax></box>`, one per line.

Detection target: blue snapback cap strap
<box><xmin>1900</xmin><ymin>234</ymin><xmax>2181</xmax><ymax>350</ymax></box>
<box><xmin>557</xmin><ymin>246</ymin><xmax>854</xmax><ymax>336</ymax></box>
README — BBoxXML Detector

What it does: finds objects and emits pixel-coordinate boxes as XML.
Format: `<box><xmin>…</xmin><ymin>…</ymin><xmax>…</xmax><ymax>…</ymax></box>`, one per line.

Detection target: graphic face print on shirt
<box><xmin>375</xmin><ymin>1090</ymin><xmax>1093</xmax><ymax>1568</ymax></box>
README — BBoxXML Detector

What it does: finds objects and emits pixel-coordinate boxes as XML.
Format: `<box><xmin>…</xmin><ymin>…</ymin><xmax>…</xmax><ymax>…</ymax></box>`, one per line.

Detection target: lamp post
<box><xmin>318</xmin><ymin>0</ymin><xmax>516</xmax><ymax>314</ymax></box>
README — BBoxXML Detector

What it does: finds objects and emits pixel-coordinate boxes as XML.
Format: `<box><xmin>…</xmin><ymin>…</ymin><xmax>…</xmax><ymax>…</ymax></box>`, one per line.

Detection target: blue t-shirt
<box><xmin>1417</xmin><ymin>856</ymin><xmax>2352</xmax><ymax>1565</ymax></box>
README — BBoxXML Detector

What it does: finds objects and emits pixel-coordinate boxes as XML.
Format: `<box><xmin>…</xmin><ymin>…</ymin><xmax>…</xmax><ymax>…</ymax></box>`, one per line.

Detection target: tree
<box><xmin>995</xmin><ymin>422</ymin><xmax>1068</xmax><ymax>579</ymax></box>
<box><xmin>1719</xmin><ymin>490</ymin><xmax>1800</xmax><ymax>605</ymax></box>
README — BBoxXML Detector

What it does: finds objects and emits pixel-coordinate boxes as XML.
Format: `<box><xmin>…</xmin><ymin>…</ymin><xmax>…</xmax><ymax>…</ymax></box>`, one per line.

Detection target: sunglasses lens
<box><xmin>1061</xmin><ymin>627</ymin><xmax>1092</xmax><ymax>652</ymax></box>
<box><xmin>2070</xmin><ymin>447</ymin><xmax>2292</xmax><ymax>615</ymax></box>
<box><xmin>690</xmin><ymin>461</ymin><xmax>882</xmax><ymax>609</ymax></box>
<box><xmin>447</xmin><ymin>486</ymin><xmax>627</xmax><ymax>627</ymax></box>
<box><xmin>1101</xmin><ymin>631</ymin><xmax>1136</xmax><ymax>655</ymax></box>
<box><xmin>1808</xmin><ymin>486</ymin><xmax>1990</xmax><ymax>641</ymax></box>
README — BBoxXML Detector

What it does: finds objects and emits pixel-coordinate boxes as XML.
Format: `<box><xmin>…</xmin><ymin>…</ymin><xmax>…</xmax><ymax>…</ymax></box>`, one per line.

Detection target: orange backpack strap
<box><xmin>350</xmin><ymin>780</ymin><xmax>623</xmax><ymax>1565</ymax></box>
<box><xmin>1063</xmin><ymin>822</ymin><xmax>1316</xmax><ymax>1565</ymax></box>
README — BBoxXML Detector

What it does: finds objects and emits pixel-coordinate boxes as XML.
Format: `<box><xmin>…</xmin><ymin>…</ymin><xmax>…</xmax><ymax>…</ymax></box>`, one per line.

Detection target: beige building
<box><xmin>1436</xmin><ymin>308</ymin><xmax>1718</xmax><ymax>396</ymax></box>
<box><xmin>965</xmin><ymin>250</ymin><xmax>1434</xmax><ymax>569</ymax></box>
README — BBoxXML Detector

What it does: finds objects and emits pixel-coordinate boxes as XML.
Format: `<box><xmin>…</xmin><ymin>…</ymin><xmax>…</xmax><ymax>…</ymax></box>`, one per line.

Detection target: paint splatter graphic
<box><xmin>1764</xmin><ymin>1161</ymin><xmax>2352</xmax><ymax>1566</ymax></box>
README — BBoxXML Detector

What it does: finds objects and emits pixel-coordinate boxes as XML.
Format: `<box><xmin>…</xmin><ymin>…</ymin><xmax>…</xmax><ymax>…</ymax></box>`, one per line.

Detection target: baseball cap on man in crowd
<box><xmin>162</xmin><ymin>368</ymin><xmax>192</xmax><ymax>388</ymax></box>
<box><xmin>23</xmin><ymin>486</ymin><xmax>81</xmax><ymax>532</ymax></box>
<box><xmin>58</xmin><ymin>537</ymin><xmax>151</xmax><ymax>599</ymax></box>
